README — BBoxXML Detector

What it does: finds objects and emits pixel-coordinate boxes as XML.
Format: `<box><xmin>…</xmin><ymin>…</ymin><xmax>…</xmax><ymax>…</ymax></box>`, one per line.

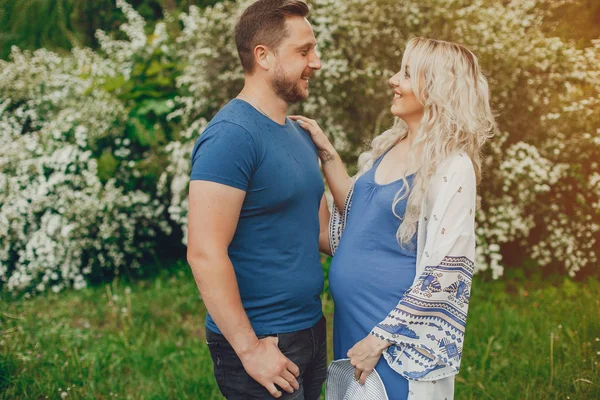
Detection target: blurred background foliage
<box><xmin>0</xmin><ymin>3</ymin><xmax>598</xmax><ymax>398</ymax></box>
<box><xmin>0</xmin><ymin>0</ymin><xmax>599</xmax><ymax>295</ymax></box>
<box><xmin>1</xmin><ymin>0</ymin><xmax>599</xmax><ymax>60</ymax></box>
<box><xmin>0</xmin><ymin>0</ymin><xmax>224</xmax><ymax>59</ymax></box>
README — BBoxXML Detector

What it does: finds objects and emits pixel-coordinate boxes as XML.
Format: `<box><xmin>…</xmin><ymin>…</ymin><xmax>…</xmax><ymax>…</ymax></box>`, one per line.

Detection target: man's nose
<box><xmin>309</xmin><ymin>52</ymin><xmax>322</xmax><ymax>70</ymax></box>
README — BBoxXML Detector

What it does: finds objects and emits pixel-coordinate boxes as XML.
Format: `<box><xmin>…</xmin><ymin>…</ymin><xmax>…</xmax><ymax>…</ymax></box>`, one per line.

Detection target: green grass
<box><xmin>1</xmin><ymin>262</ymin><xmax>599</xmax><ymax>399</ymax></box>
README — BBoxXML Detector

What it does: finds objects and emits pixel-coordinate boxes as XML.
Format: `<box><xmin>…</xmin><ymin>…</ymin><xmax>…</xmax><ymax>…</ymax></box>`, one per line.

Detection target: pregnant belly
<box><xmin>329</xmin><ymin>247</ymin><xmax>416</xmax><ymax>322</ymax></box>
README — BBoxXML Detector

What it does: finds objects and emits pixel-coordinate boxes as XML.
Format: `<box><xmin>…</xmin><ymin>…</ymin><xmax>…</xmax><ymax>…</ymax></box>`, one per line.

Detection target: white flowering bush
<box><xmin>0</xmin><ymin>1</ymin><xmax>175</xmax><ymax>295</ymax></box>
<box><xmin>163</xmin><ymin>0</ymin><xmax>599</xmax><ymax>279</ymax></box>
<box><xmin>1</xmin><ymin>0</ymin><xmax>598</xmax><ymax>294</ymax></box>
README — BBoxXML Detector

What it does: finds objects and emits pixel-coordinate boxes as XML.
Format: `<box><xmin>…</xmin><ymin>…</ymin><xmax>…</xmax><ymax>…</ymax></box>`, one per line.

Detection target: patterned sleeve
<box><xmin>328</xmin><ymin>180</ymin><xmax>355</xmax><ymax>255</ymax></box>
<box><xmin>370</xmin><ymin>156</ymin><xmax>477</xmax><ymax>381</ymax></box>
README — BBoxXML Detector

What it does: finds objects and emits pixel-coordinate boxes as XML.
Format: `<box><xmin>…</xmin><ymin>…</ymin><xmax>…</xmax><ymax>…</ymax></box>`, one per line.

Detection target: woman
<box><xmin>290</xmin><ymin>37</ymin><xmax>496</xmax><ymax>399</ymax></box>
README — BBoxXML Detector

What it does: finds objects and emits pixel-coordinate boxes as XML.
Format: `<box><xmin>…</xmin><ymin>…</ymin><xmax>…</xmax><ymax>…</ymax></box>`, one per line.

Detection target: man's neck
<box><xmin>238</xmin><ymin>79</ymin><xmax>288</xmax><ymax>125</ymax></box>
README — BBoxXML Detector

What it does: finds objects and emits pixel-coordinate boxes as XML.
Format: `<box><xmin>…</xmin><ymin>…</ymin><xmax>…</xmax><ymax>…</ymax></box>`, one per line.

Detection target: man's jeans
<box><xmin>206</xmin><ymin>316</ymin><xmax>327</xmax><ymax>400</ymax></box>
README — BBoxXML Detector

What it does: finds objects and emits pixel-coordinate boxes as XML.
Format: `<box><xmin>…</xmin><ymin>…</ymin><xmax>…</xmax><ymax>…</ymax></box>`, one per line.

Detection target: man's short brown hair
<box><xmin>235</xmin><ymin>0</ymin><xmax>310</xmax><ymax>73</ymax></box>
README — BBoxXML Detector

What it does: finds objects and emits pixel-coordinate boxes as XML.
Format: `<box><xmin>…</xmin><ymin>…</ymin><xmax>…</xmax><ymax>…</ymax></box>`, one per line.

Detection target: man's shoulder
<box><xmin>203</xmin><ymin>119</ymin><xmax>251</xmax><ymax>137</ymax></box>
<box><xmin>206</xmin><ymin>101</ymin><xmax>245</xmax><ymax>129</ymax></box>
<box><xmin>190</xmin><ymin>103</ymin><xmax>262</xmax><ymax>166</ymax></box>
<box><xmin>210</xmin><ymin>98</ymin><xmax>253</xmax><ymax>124</ymax></box>
<box><xmin>202</xmin><ymin>100</ymin><xmax>261</xmax><ymax>138</ymax></box>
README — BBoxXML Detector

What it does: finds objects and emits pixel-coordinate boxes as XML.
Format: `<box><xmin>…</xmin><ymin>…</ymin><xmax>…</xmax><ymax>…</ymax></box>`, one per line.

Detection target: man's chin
<box><xmin>283</xmin><ymin>90</ymin><xmax>308</xmax><ymax>104</ymax></box>
<box><xmin>295</xmin><ymin>86</ymin><xmax>309</xmax><ymax>101</ymax></box>
<box><xmin>298</xmin><ymin>91</ymin><xmax>309</xmax><ymax>101</ymax></box>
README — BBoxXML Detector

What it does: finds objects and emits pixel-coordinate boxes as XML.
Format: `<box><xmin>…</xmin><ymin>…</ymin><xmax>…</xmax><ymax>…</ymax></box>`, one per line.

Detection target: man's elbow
<box><xmin>186</xmin><ymin>248</ymin><xmax>201</xmax><ymax>268</ymax></box>
<box><xmin>186</xmin><ymin>243</ymin><xmax>202</xmax><ymax>264</ymax></box>
<box><xmin>186</xmin><ymin>245</ymin><xmax>221</xmax><ymax>271</ymax></box>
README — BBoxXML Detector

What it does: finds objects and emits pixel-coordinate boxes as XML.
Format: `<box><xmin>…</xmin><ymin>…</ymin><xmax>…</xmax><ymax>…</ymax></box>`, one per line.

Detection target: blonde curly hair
<box><xmin>357</xmin><ymin>37</ymin><xmax>496</xmax><ymax>247</ymax></box>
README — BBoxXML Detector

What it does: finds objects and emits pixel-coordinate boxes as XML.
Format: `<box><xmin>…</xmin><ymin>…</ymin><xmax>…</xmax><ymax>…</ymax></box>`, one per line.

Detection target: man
<box><xmin>186</xmin><ymin>1</ymin><xmax>330</xmax><ymax>399</ymax></box>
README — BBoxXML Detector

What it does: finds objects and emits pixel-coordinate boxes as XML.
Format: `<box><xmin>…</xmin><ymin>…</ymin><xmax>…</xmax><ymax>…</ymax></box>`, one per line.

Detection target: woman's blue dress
<box><xmin>330</xmin><ymin>150</ymin><xmax>417</xmax><ymax>400</ymax></box>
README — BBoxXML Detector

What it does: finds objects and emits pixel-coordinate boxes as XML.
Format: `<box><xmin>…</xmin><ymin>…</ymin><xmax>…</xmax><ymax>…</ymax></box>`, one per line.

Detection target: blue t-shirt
<box><xmin>190</xmin><ymin>99</ymin><xmax>325</xmax><ymax>335</ymax></box>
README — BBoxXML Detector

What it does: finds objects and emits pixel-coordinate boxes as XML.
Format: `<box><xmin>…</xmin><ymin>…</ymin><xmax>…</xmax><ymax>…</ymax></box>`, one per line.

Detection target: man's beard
<box><xmin>271</xmin><ymin>62</ymin><xmax>309</xmax><ymax>105</ymax></box>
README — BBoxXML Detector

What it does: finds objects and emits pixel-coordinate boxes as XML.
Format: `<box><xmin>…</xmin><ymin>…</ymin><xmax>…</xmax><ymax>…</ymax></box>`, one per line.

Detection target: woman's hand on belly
<box><xmin>347</xmin><ymin>334</ymin><xmax>391</xmax><ymax>384</ymax></box>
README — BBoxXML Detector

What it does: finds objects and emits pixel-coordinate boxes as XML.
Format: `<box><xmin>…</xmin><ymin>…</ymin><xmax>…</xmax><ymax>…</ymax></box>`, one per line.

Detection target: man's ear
<box><xmin>254</xmin><ymin>45</ymin><xmax>271</xmax><ymax>71</ymax></box>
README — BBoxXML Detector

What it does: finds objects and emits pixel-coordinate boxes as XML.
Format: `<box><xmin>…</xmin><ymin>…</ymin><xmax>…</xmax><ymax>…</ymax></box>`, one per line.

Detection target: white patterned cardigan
<box><xmin>329</xmin><ymin>152</ymin><xmax>477</xmax><ymax>400</ymax></box>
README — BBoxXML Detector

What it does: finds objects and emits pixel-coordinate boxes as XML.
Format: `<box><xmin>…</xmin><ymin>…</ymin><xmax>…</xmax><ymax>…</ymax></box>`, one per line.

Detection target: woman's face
<box><xmin>389</xmin><ymin>63</ymin><xmax>424</xmax><ymax>122</ymax></box>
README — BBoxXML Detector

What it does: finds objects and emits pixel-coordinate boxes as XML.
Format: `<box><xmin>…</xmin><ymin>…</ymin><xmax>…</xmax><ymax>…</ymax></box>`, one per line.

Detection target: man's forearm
<box><xmin>188</xmin><ymin>253</ymin><xmax>258</xmax><ymax>356</ymax></box>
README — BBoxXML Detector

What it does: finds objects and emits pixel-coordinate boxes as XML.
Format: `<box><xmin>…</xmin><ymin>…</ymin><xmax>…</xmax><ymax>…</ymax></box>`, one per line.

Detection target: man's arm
<box><xmin>186</xmin><ymin>180</ymin><xmax>299</xmax><ymax>398</ymax></box>
<box><xmin>318</xmin><ymin>194</ymin><xmax>332</xmax><ymax>256</ymax></box>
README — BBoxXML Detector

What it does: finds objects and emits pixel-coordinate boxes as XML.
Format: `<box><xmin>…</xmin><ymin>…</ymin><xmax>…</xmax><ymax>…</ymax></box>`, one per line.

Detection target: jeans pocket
<box><xmin>256</xmin><ymin>333</ymin><xmax>278</xmax><ymax>339</ymax></box>
<box><xmin>206</xmin><ymin>341</ymin><xmax>227</xmax><ymax>395</ymax></box>
<box><xmin>257</xmin><ymin>333</ymin><xmax>280</xmax><ymax>351</ymax></box>
<box><xmin>206</xmin><ymin>341</ymin><xmax>221</xmax><ymax>366</ymax></box>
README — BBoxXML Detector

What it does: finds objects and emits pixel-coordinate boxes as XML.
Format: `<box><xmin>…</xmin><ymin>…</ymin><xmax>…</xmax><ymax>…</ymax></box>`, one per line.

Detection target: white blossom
<box><xmin>1</xmin><ymin>0</ymin><xmax>598</xmax><ymax>294</ymax></box>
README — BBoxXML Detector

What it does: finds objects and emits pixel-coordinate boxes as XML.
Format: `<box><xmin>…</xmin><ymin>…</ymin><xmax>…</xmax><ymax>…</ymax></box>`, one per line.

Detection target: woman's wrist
<box><xmin>368</xmin><ymin>331</ymin><xmax>392</xmax><ymax>352</ymax></box>
<box><xmin>318</xmin><ymin>146</ymin><xmax>338</xmax><ymax>164</ymax></box>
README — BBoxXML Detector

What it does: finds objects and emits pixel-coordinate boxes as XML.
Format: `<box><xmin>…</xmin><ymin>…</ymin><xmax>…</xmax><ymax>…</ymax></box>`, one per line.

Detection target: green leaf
<box><xmin>97</xmin><ymin>149</ymin><xmax>119</xmax><ymax>182</ymax></box>
<box><xmin>146</xmin><ymin>60</ymin><xmax>163</xmax><ymax>76</ymax></box>
<box><xmin>101</xmin><ymin>75</ymin><xmax>128</xmax><ymax>93</ymax></box>
<box><xmin>136</xmin><ymin>99</ymin><xmax>172</xmax><ymax>116</ymax></box>
<box><xmin>128</xmin><ymin>118</ymin><xmax>165</xmax><ymax>147</ymax></box>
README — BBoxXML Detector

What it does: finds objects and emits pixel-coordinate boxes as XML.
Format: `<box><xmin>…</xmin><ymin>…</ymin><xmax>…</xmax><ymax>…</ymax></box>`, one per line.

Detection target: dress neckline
<box><xmin>372</xmin><ymin>146</ymin><xmax>416</xmax><ymax>187</ymax></box>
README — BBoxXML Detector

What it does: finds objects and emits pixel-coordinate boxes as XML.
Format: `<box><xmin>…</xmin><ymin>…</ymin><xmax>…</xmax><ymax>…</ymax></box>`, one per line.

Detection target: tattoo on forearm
<box><xmin>319</xmin><ymin>149</ymin><xmax>335</xmax><ymax>164</ymax></box>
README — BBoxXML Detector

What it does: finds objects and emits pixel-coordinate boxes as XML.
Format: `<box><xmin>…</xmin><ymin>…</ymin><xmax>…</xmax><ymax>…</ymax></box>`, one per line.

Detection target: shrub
<box><xmin>1</xmin><ymin>0</ymin><xmax>598</xmax><ymax>295</ymax></box>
